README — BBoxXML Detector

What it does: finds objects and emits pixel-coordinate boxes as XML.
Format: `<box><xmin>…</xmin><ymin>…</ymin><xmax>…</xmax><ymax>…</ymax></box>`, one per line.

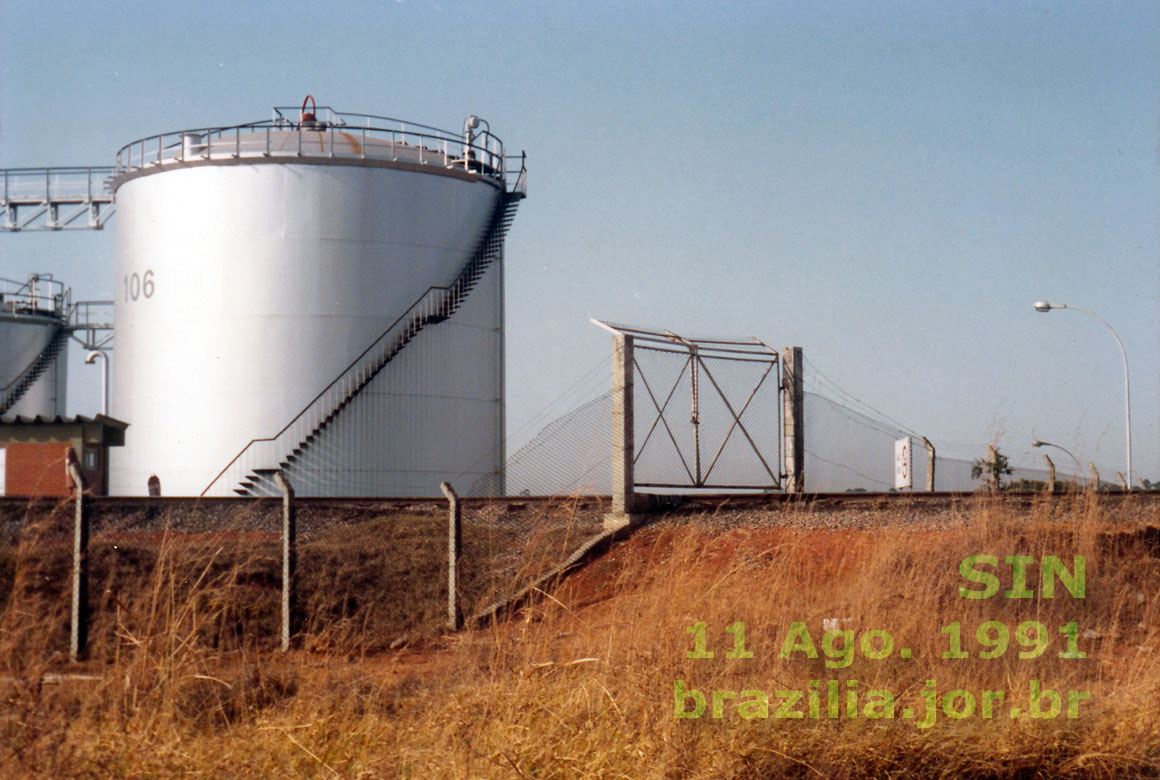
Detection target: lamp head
<box><xmin>1031</xmin><ymin>440</ymin><xmax>1045</xmax><ymax>448</ymax></box>
<box><xmin>1033</xmin><ymin>301</ymin><xmax>1054</xmax><ymax>313</ymax></box>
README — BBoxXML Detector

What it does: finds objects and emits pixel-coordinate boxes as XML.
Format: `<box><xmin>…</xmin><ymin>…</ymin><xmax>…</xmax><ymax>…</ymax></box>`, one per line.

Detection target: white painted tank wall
<box><xmin>281</xmin><ymin>252</ymin><xmax>504</xmax><ymax>496</ymax></box>
<box><xmin>0</xmin><ymin>316</ymin><xmax>67</xmax><ymax>418</ymax></box>
<box><xmin>110</xmin><ymin>158</ymin><xmax>501</xmax><ymax>496</ymax></box>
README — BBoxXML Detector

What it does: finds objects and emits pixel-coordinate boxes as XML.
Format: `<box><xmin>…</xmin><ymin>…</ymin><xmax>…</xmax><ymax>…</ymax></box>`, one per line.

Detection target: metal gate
<box><xmin>593</xmin><ymin>321</ymin><xmax>787</xmax><ymax>496</ymax></box>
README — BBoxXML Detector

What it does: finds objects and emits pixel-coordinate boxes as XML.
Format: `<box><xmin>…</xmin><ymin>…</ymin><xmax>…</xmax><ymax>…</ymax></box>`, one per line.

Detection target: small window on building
<box><xmin>84</xmin><ymin>449</ymin><xmax>100</xmax><ymax>471</ymax></box>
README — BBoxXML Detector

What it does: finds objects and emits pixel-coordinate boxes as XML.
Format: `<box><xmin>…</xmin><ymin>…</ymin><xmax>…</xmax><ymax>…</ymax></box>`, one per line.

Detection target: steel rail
<box><xmin>5</xmin><ymin>491</ymin><xmax>1152</xmax><ymax>518</ymax></box>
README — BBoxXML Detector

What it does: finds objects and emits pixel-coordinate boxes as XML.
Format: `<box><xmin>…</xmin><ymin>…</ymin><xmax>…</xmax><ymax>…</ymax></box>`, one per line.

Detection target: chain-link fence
<box><xmin>490</xmin><ymin>373</ymin><xmax>1095</xmax><ymax>496</ymax></box>
<box><xmin>2</xmin><ymin>333</ymin><xmax>1122</xmax><ymax>667</ymax></box>
<box><xmin>803</xmin><ymin>392</ymin><xmax>1070</xmax><ymax>492</ymax></box>
<box><xmin>484</xmin><ymin>393</ymin><xmax>612</xmax><ymax>497</ymax></box>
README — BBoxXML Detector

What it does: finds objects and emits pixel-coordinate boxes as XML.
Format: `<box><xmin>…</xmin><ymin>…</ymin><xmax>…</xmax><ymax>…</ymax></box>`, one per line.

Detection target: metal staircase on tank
<box><xmin>0</xmin><ymin>327</ymin><xmax>68</xmax><ymax>416</ymax></box>
<box><xmin>204</xmin><ymin>189</ymin><xmax>523</xmax><ymax>497</ymax></box>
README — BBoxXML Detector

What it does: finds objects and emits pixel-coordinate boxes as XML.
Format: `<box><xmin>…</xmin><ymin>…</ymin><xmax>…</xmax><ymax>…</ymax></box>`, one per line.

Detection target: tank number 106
<box><xmin>124</xmin><ymin>270</ymin><xmax>155</xmax><ymax>302</ymax></box>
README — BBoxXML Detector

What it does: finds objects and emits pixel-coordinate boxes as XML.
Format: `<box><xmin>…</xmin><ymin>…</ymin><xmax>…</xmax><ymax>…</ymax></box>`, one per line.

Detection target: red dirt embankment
<box><xmin>2</xmin><ymin>494</ymin><xmax>1158</xmax><ymax>778</ymax></box>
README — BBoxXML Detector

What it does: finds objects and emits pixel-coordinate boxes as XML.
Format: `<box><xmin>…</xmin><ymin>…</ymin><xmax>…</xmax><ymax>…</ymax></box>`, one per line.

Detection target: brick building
<box><xmin>0</xmin><ymin>415</ymin><xmax>127</xmax><ymax>496</ymax></box>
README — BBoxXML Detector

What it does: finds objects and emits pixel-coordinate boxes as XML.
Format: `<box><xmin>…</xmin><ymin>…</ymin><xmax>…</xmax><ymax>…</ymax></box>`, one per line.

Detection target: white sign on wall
<box><xmin>894</xmin><ymin>437</ymin><xmax>912</xmax><ymax>490</ymax></box>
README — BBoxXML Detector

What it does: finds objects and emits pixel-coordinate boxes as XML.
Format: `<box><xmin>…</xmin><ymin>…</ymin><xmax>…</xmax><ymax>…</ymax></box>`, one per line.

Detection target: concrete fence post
<box><xmin>922</xmin><ymin>437</ymin><xmax>936</xmax><ymax>492</ymax></box>
<box><xmin>781</xmin><ymin>347</ymin><xmax>804</xmax><ymax>493</ymax></box>
<box><xmin>441</xmin><ymin>482</ymin><xmax>462</xmax><ymax>630</ymax></box>
<box><xmin>1042</xmin><ymin>454</ymin><xmax>1056</xmax><ymax>494</ymax></box>
<box><xmin>274</xmin><ymin>471</ymin><xmax>296</xmax><ymax>652</ymax></box>
<box><xmin>986</xmin><ymin>445</ymin><xmax>999</xmax><ymax>491</ymax></box>
<box><xmin>67</xmin><ymin>451</ymin><xmax>88</xmax><ymax>663</ymax></box>
<box><xmin>607</xmin><ymin>333</ymin><xmax>636</xmax><ymax>529</ymax></box>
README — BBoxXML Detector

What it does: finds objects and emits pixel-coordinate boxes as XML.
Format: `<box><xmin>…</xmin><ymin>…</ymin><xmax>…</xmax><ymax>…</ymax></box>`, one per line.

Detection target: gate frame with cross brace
<box><xmin>591</xmin><ymin>320</ymin><xmax>804</xmax><ymax>525</ymax></box>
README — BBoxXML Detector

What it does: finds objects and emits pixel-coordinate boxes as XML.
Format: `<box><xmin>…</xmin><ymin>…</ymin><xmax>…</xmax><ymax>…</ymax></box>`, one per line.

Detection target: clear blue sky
<box><xmin>3</xmin><ymin>0</ymin><xmax>1157</xmax><ymax>481</ymax></box>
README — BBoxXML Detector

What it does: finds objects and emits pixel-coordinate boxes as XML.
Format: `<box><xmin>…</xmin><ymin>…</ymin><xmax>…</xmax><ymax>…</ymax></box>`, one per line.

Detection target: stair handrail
<box><xmin>1</xmin><ymin>348</ymin><xmax>50</xmax><ymax>394</ymax></box>
<box><xmin>0</xmin><ymin>327</ymin><xmax>65</xmax><ymax>409</ymax></box>
<box><xmin>201</xmin><ymin>194</ymin><xmax>518</xmax><ymax>496</ymax></box>
<box><xmin>506</xmin><ymin>152</ymin><xmax>528</xmax><ymax>197</ymax></box>
<box><xmin>200</xmin><ymin>283</ymin><xmax>454</xmax><ymax>495</ymax></box>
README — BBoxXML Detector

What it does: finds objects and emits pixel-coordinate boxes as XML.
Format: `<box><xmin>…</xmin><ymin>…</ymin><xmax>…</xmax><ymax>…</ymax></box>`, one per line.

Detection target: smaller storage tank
<box><xmin>0</xmin><ymin>274</ymin><xmax>68</xmax><ymax>418</ymax></box>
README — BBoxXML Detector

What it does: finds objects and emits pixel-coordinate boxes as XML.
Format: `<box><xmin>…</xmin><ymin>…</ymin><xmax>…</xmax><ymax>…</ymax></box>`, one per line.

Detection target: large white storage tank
<box><xmin>109</xmin><ymin>102</ymin><xmax>525</xmax><ymax>496</ymax></box>
<box><xmin>0</xmin><ymin>275</ymin><xmax>68</xmax><ymax>419</ymax></box>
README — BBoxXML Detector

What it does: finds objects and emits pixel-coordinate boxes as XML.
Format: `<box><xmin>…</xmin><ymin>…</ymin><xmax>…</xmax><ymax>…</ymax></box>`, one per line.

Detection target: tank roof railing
<box><xmin>0</xmin><ymin>274</ymin><xmax>70</xmax><ymax>321</ymax></box>
<box><xmin>270</xmin><ymin>105</ymin><xmax>460</xmax><ymax>140</ymax></box>
<box><xmin>113</xmin><ymin>107</ymin><xmax>522</xmax><ymax>193</ymax></box>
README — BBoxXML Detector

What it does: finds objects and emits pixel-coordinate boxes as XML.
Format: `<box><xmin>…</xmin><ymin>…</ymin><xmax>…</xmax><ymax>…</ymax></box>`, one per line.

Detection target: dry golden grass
<box><xmin>1</xmin><ymin>493</ymin><xmax>1157</xmax><ymax>779</ymax></box>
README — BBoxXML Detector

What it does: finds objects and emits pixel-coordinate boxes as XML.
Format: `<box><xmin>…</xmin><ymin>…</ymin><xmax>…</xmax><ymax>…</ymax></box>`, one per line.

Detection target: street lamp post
<box><xmin>1031</xmin><ymin>439</ymin><xmax>1081</xmax><ymax>469</ymax></box>
<box><xmin>1032</xmin><ymin>300</ymin><xmax>1132</xmax><ymax>488</ymax></box>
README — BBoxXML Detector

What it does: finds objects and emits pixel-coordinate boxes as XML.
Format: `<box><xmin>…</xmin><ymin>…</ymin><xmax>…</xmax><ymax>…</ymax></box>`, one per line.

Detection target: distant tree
<box><xmin>971</xmin><ymin>446</ymin><xmax>1014</xmax><ymax>491</ymax></box>
<box><xmin>1141</xmin><ymin>478</ymin><xmax>1159</xmax><ymax>491</ymax></box>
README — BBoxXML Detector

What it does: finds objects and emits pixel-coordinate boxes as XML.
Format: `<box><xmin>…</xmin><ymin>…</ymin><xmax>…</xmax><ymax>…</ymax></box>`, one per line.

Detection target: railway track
<box><xmin>3</xmin><ymin>489</ymin><xmax>1156</xmax><ymax>524</ymax></box>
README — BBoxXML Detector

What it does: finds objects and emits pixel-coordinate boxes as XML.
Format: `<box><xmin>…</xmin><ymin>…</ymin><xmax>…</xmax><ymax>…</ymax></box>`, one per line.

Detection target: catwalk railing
<box><xmin>1</xmin><ymin>167</ymin><xmax>115</xmax><ymax>231</ymax></box>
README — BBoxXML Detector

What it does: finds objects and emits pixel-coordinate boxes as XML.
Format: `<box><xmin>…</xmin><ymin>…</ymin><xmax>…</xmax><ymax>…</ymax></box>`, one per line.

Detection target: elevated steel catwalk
<box><xmin>1</xmin><ymin>168</ymin><xmax>114</xmax><ymax>231</ymax></box>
